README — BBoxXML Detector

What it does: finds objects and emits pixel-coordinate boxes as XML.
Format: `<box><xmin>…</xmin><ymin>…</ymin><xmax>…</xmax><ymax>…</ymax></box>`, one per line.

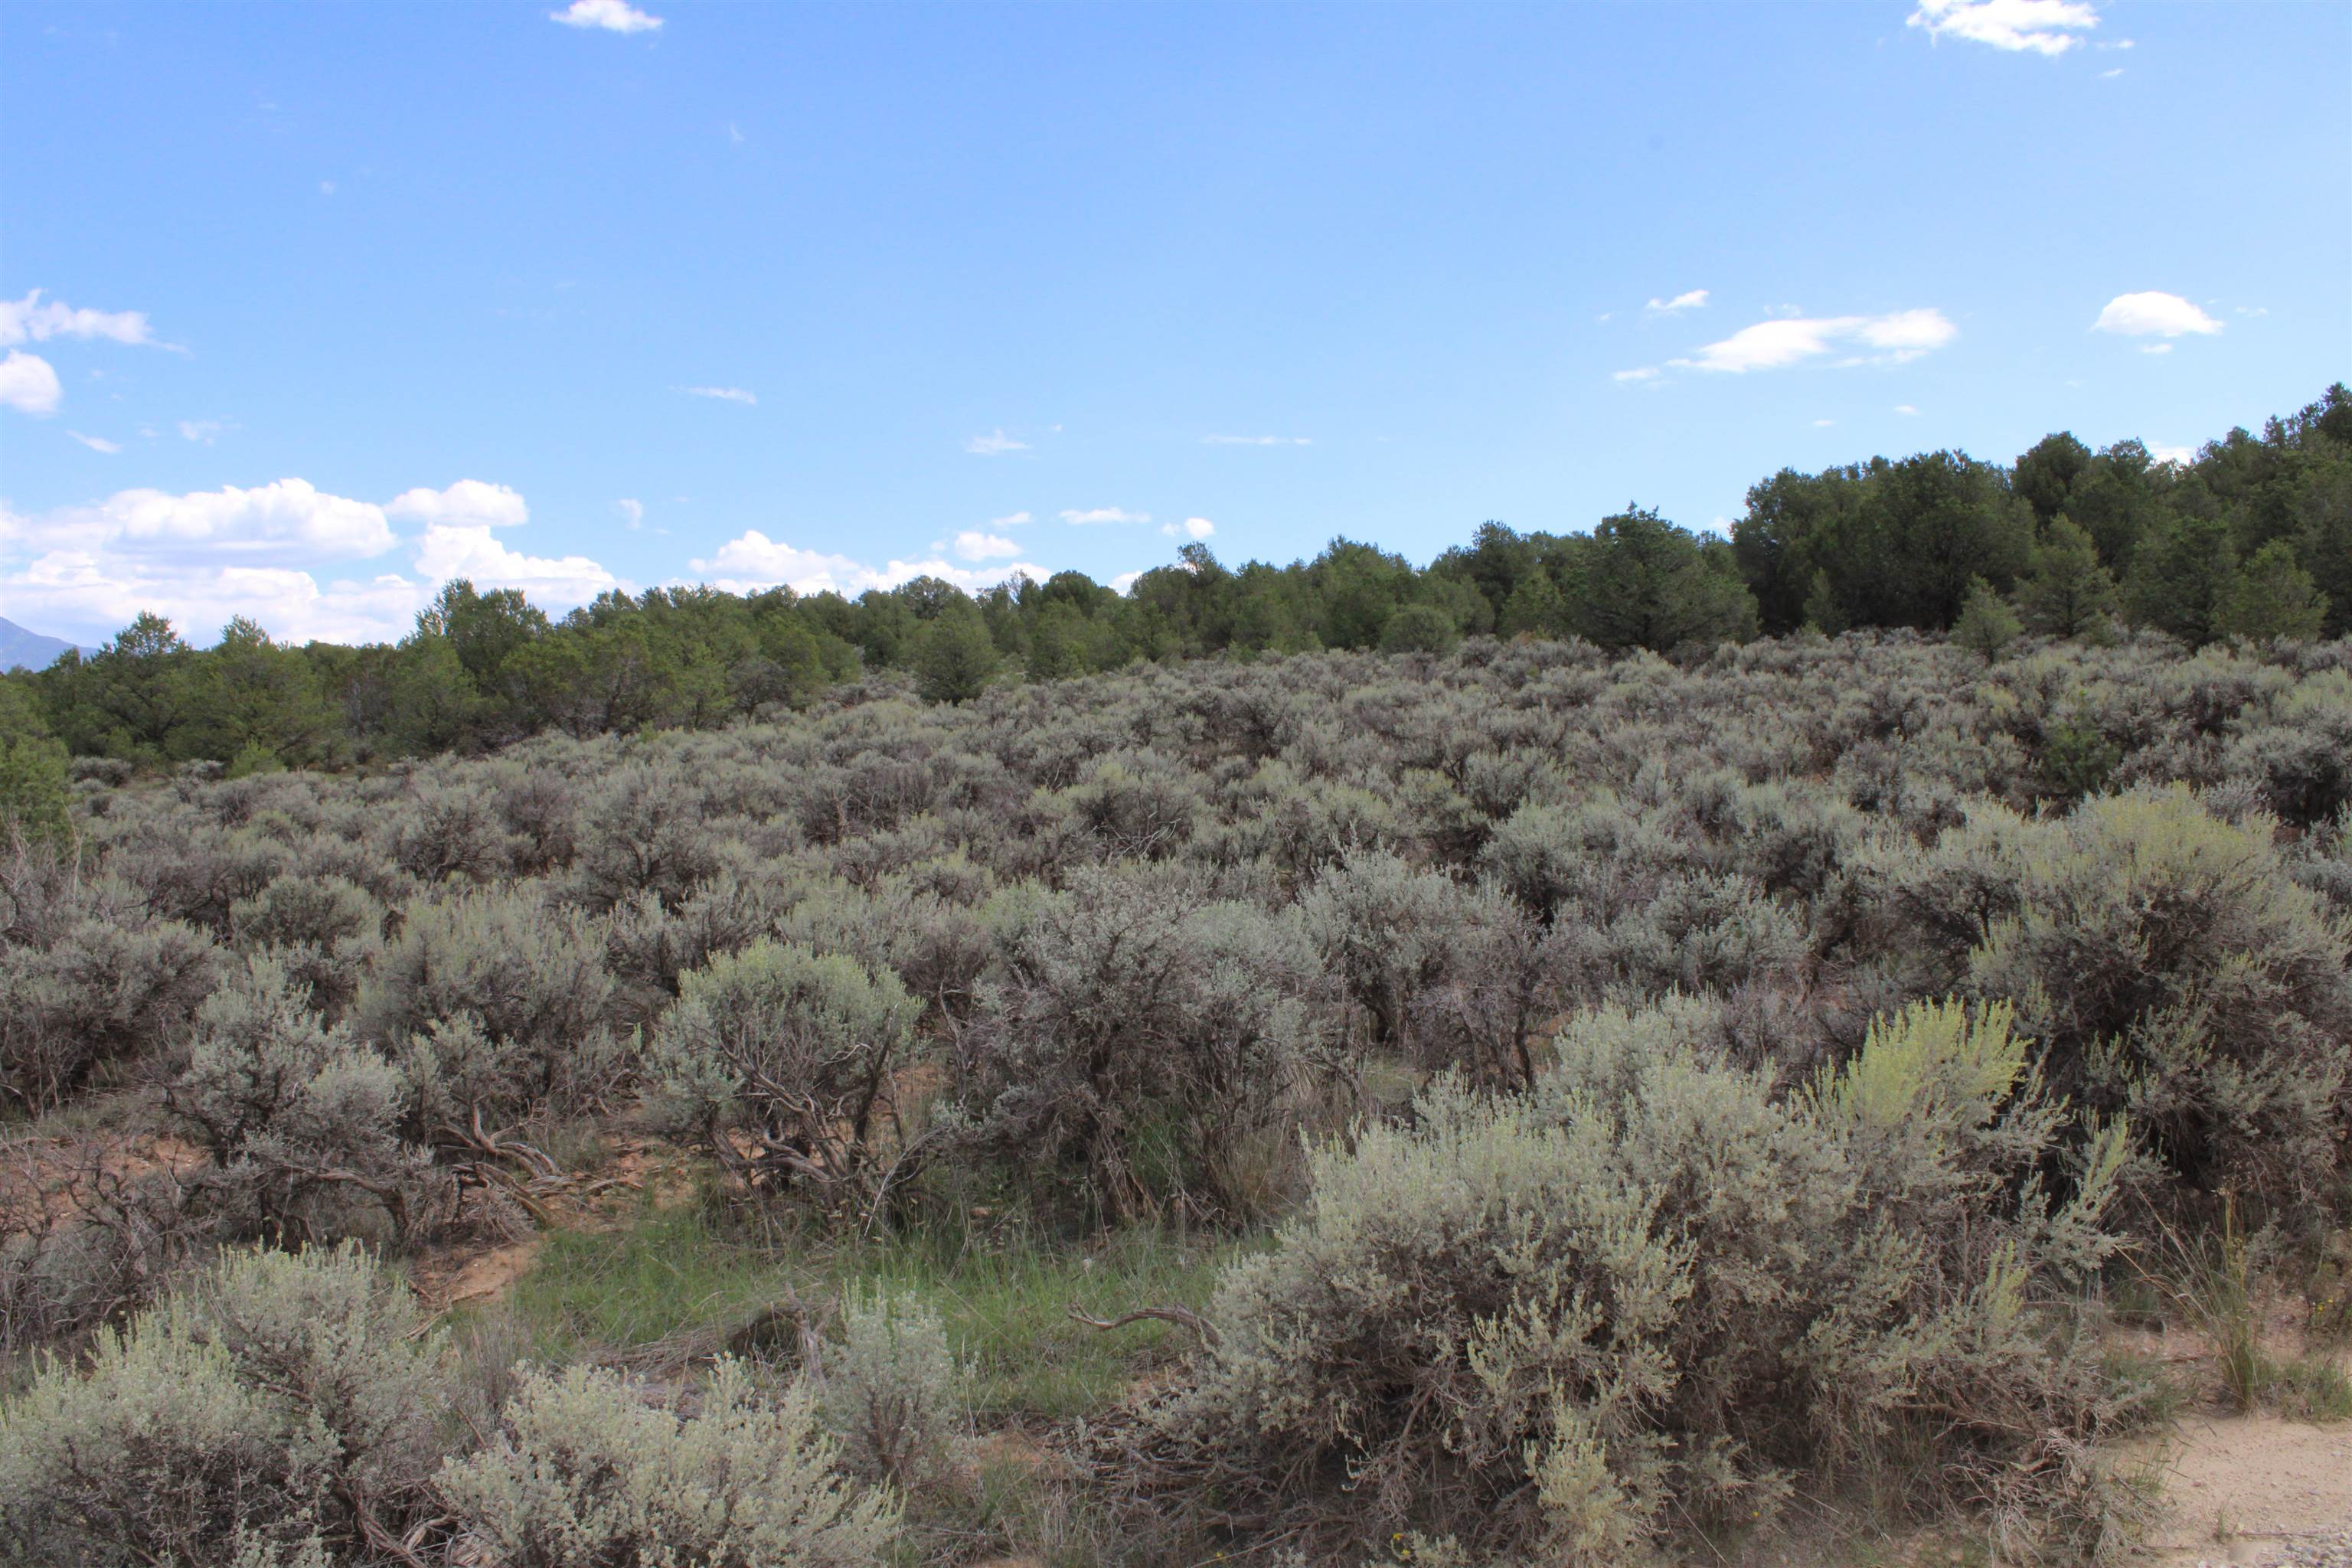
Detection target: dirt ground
<box><xmin>2121</xmin><ymin>1413</ymin><xmax>2352</xmax><ymax>1566</ymax></box>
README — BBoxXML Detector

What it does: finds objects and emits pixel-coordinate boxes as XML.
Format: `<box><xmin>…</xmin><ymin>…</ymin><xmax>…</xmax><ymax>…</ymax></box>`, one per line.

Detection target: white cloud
<box><xmin>680</xmin><ymin>384</ymin><xmax>756</xmax><ymax>404</ymax></box>
<box><xmin>2</xmin><ymin>546</ymin><xmax>428</xmax><ymax>645</ymax></box>
<box><xmin>2148</xmin><ymin>443</ymin><xmax>2197</xmax><ymax>467</ymax></box>
<box><xmin>1612</xmin><ymin>367</ymin><xmax>1661</xmax><ymax>383</ymax></box>
<box><xmin>1906</xmin><ymin>0</ymin><xmax>2098</xmax><ymax>55</ymax></box>
<box><xmin>68</xmin><ymin>431</ymin><xmax>122</xmax><ymax>453</ymax></box>
<box><xmin>687</xmin><ymin>530</ymin><xmax>1044</xmax><ymax>597</ymax></box>
<box><xmin>1812</xmin><ymin>419</ymin><xmax>1836</xmax><ymax>428</ymax></box>
<box><xmin>2099</xmin><ymin>67</ymin><xmax>2124</xmax><ymax>78</ymax></box>
<box><xmin>1895</xmin><ymin>403</ymin><xmax>1920</xmax><ymax>416</ymax></box>
<box><xmin>953</xmin><ymin>531</ymin><xmax>1022</xmax><ymax>561</ymax></box>
<box><xmin>385</xmin><ymin>479</ymin><xmax>530</xmax><ymax>528</ymax></box>
<box><xmin>1645</xmin><ymin>289</ymin><xmax>1709</xmax><ymax>314</ymax></box>
<box><xmin>6</xmin><ymin>479</ymin><xmax>400</xmax><ymax>560</ymax></box>
<box><xmin>990</xmin><ymin>510</ymin><xmax>1033</xmax><ymax>528</ymax></box>
<box><xmin>2234</xmin><ymin>306</ymin><xmax>2268</xmax><ymax>318</ymax></box>
<box><xmin>178</xmin><ymin>420</ymin><xmax>230</xmax><ymax>443</ymax></box>
<box><xmin>618</xmin><ymin>498</ymin><xmax>645</xmax><ymax>528</ymax></box>
<box><xmin>1</xmin><ymin>350</ymin><xmax>63</xmax><ymax>415</ymax></box>
<box><xmin>1669</xmin><ymin>308</ymin><xmax>1958</xmax><ymax>373</ymax></box>
<box><xmin>413</xmin><ymin>524</ymin><xmax>619</xmax><ymax>605</ymax></box>
<box><xmin>1059</xmin><ymin>507</ymin><xmax>1148</xmax><ymax>526</ymax></box>
<box><xmin>1161</xmin><ymin>517</ymin><xmax>1215</xmax><ymax>541</ymax></box>
<box><xmin>0</xmin><ymin>289</ymin><xmax>161</xmax><ymax>349</ymax></box>
<box><xmin>2</xmin><ymin>478</ymin><xmax>627</xmax><ymax>645</ymax></box>
<box><xmin>1203</xmin><ymin>434</ymin><xmax>1311</xmax><ymax>446</ymax></box>
<box><xmin>550</xmin><ymin>0</ymin><xmax>661</xmax><ymax>31</ymax></box>
<box><xmin>2141</xmin><ymin>342</ymin><xmax>2172</xmax><ymax>356</ymax></box>
<box><xmin>2092</xmin><ymin>291</ymin><xmax>2222</xmax><ymax>338</ymax></box>
<box><xmin>1109</xmin><ymin>570</ymin><xmax>1144</xmax><ymax>596</ymax></box>
<box><xmin>964</xmin><ymin>429</ymin><xmax>1028</xmax><ymax>456</ymax></box>
<box><xmin>320</xmin><ymin>180</ymin><xmax>336</xmax><ymax>195</ymax></box>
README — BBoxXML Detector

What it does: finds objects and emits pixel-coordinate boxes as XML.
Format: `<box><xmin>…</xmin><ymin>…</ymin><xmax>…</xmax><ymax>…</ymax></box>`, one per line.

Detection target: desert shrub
<box><xmin>956</xmin><ymin>867</ymin><xmax>1328</xmax><ymax>1222</ymax></box>
<box><xmin>0</xmin><ymin>849</ymin><xmax>218</xmax><ymax>1112</ymax></box>
<box><xmin>354</xmin><ymin>886</ymin><xmax>622</xmax><ymax>1119</ymax></box>
<box><xmin>229</xmin><ymin>871</ymin><xmax>384</xmax><ymax>1021</ymax></box>
<box><xmin>170</xmin><ymin>956</ymin><xmax>446</xmax><ymax>1246</ymax></box>
<box><xmin>819</xmin><ymin>1285</ymin><xmax>968</xmax><ymax>1487</ymax></box>
<box><xmin>0</xmin><ymin>1132</ymin><xmax>223</xmax><ymax>1355</ymax></box>
<box><xmin>1050</xmin><ymin>751</ymin><xmax>1204</xmax><ymax>861</ymax></box>
<box><xmin>1479</xmin><ymin>796</ymin><xmax>1673</xmax><ymax>925</ymax></box>
<box><xmin>571</xmin><ymin>760</ymin><xmax>722</xmax><ymax>911</ymax></box>
<box><xmin>1154</xmin><ymin>999</ymin><xmax>2132</xmax><ymax>1563</ymax></box>
<box><xmin>1587</xmin><ymin>870</ymin><xmax>1808</xmax><ymax>998</ymax></box>
<box><xmin>645</xmin><ymin>938</ymin><xmax>921</xmax><ymax>1221</ymax></box>
<box><xmin>438</xmin><ymin>1357</ymin><xmax>899</xmax><ymax>1568</ymax></box>
<box><xmin>2226</xmin><ymin>668</ymin><xmax>2352</xmax><ymax>828</ymax></box>
<box><xmin>390</xmin><ymin>778</ymin><xmax>521</xmax><ymax>884</ymax></box>
<box><xmin>1298</xmin><ymin>847</ymin><xmax>1491</xmax><ymax>1055</ymax></box>
<box><xmin>773</xmin><ymin>874</ymin><xmax>999</xmax><ymax>1019</ymax></box>
<box><xmin>605</xmin><ymin>867</ymin><xmax>790</xmax><ymax>1021</ymax></box>
<box><xmin>1966</xmin><ymin>785</ymin><xmax>2352</xmax><ymax>1208</ymax></box>
<box><xmin>109</xmin><ymin>820</ymin><xmax>290</xmax><ymax>933</ymax></box>
<box><xmin>0</xmin><ymin>1243</ymin><xmax>450</xmax><ymax>1567</ymax></box>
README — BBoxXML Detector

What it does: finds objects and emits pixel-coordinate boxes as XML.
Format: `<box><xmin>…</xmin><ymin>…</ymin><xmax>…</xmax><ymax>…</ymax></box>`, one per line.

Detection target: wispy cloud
<box><xmin>1</xmin><ymin>351</ymin><xmax>63</xmax><ymax>415</ymax></box>
<box><xmin>1060</xmin><ymin>507</ymin><xmax>1148</xmax><ymax>526</ymax></box>
<box><xmin>1645</xmin><ymin>289</ymin><xmax>1709</xmax><ymax>314</ymax></box>
<box><xmin>1161</xmin><ymin>517</ymin><xmax>1215</xmax><ymax>541</ymax></box>
<box><xmin>68</xmin><ymin>431</ymin><xmax>122</xmax><ymax>453</ymax></box>
<box><xmin>965</xmin><ymin>429</ymin><xmax>1028</xmax><ymax>456</ymax></box>
<box><xmin>550</xmin><ymin>0</ymin><xmax>662</xmax><ymax>33</ymax></box>
<box><xmin>2141</xmin><ymin>343</ymin><xmax>2173</xmax><ymax>356</ymax></box>
<box><xmin>1612</xmin><ymin>367</ymin><xmax>1661</xmax><ymax>383</ymax></box>
<box><xmin>678</xmin><ymin>384</ymin><xmax>756</xmax><ymax>405</ymax></box>
<box><xmin>1811</xmin><ymin>419</ymin><xmax>1835</xmax><ymax>428</ymax></box>
<box><xmin>1894</xmin><ymin>403</ymin><xmax>1920</xmax><ymax>416</ymax></box>
<box><xmin>179</xmin><ymin>420</ymin><xmax>231</xmax><ymax>444</ymax></box>
<box><xmin>2092</xmin><ymin>292</ymin><xmax>2222</xmax><ymax>338</ymax></box>
<box><xmin>1669</xmin><ymin>308</ymin><xmax>1957</xmax><ymax>373</ymax></box>
<box><xmin>990</xmin><ymin>510</ymin><xmax>1033</xmax><ymax>528</ymax></box>
<box><xmin>617</xmin><ymin>498</ymin><xmax>645</xmax><ymax>529</ymax></box>
<box><xmin>0</xmin><ymin>289</ymin><xmax>164</xmax><ymax>349</ymax></box>
<box><xmin>1203</xmin><ymin>434</ymin><xmax>1311</xmax><ymax>446</ymax></box>
<box><xmin>1907</xmin><ymin>0</ymin><xmax>2098</xmax><ymax>56</ymax></box>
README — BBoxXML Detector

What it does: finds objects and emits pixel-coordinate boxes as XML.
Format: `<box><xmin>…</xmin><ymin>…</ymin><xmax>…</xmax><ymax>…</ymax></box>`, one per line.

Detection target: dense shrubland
<box><xmin>3</xmin><ymin>621</ymin><xmax>2348</xmax><ymax>1563</ymax></box>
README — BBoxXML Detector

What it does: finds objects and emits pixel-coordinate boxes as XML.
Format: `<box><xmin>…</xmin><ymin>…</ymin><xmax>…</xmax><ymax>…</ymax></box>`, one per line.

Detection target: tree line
<box><xmin>6</xmin><ymin>382</ymin><xmax>2344</xmax><ymax>772</ymax></box>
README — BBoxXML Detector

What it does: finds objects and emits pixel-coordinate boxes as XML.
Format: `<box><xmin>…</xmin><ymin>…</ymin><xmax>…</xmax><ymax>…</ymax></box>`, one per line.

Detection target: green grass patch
<box><xmin>500</xmin><ymin>1200</ymin><xmax>1257</xmax><ymax>1423</ymax></box>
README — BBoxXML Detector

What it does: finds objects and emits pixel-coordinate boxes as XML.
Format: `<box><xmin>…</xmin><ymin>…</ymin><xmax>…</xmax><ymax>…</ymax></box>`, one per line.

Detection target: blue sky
<box><xmin>2</xmin><ymin>0</ymin><xmax>2345</xmax><ymax>646</ymax></box>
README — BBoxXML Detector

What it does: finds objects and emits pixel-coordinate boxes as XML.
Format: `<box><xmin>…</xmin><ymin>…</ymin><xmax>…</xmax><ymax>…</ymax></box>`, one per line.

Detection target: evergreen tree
<box><xmin>913</xmin><ymin>603</ymin><xmax>999</xmax><ymax>703</ymax></box>
<box><xmin>1801</xmin><ymin>568</ymin><xmax>1849</xmax><ymax>635</ymax></box>
<box><xmin>0</xmin><ymin>681</ymin><xmax>73</xmax><ymax>848</ymax></box>
<box><xmin>1577</xmin><ymin>508</ymin><xmax>1758</xmax><ymax>652</ymax></box>
<box><xmin>1498</xmin><ymin>570</ymin><xmax>1572</xmax><ymax>639</ymax></box>
<box><xmin>1952</xmin><ymin>577</ymin><xmax>2022</xmax><ymax>658</ymax></box>
<box><xmin>2216</xmin><ymin>540</ymin><xmax>2329</xmax><ymax>641</ymax></box>
<box><xmin>2125</xmin><ymin>514</ymin><xmax>2238</xmax><ymax>644</ymax></box>
<box><xmin>2017</xmin><ymin>518</ymin><xmax>2122</xmax><ymax>639</ymax></box>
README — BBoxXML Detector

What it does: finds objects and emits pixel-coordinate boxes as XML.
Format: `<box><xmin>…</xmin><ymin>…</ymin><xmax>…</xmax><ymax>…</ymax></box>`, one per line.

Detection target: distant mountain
<box><xmin>0</xmin><ymin>618</ymin><xmax>98</xmax><ymax>672</ymax></box>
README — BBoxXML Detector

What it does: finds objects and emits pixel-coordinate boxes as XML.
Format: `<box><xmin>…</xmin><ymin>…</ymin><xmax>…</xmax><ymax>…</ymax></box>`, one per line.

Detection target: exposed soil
<box><xmin>2120</xmin><ymin>1413</ymin><xmax>2352</xmax><ymax>1566</ymax></box>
